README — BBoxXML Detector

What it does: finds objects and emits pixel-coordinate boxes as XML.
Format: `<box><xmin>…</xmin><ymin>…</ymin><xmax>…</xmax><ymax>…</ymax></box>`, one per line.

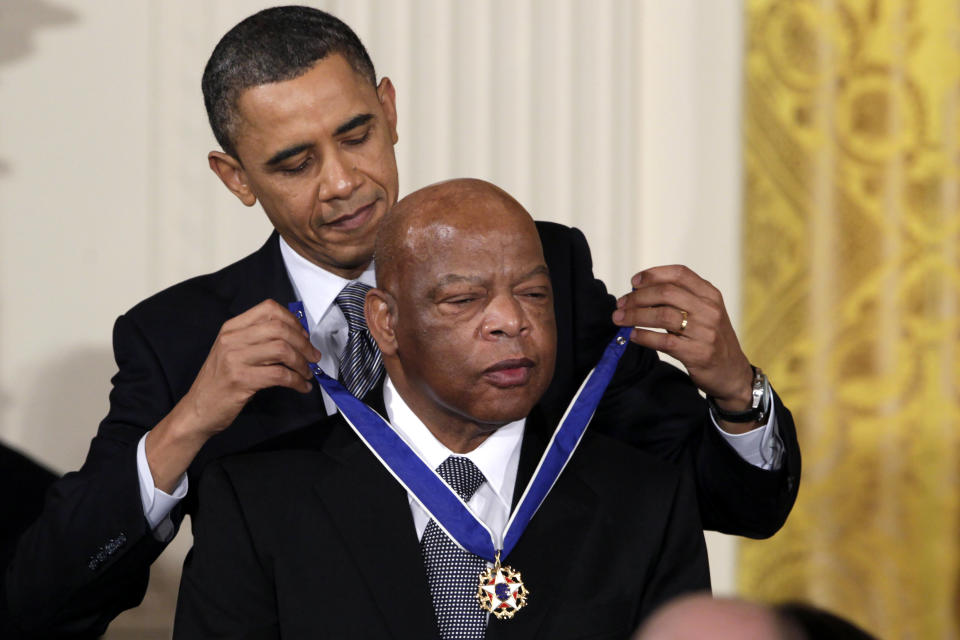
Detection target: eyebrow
<box><xmin>263</xmin><ymin>114</ymin><xmax>375</xmax><ymax>167</ymax></box>
<box><xmin>428</xmin><ymin>265</ymin><xmax>550</xmax><ymax>293</ymax></box>
<box><xmin>521</xmin><ymin>265</ymin><xmax>551</xmax><ymax>280</ymax></box>
<box><xmin>430</xmin><ymin>274</ymin><xmax>484</xmax><ymax>292</ymax></box>
<box><xmin>265</xmin><ymin>143</ymin><xmax>312</xmax><ymax>167</ymax></box>
<box><xmin>334</xmin><ymin>113</ymin><xmax>374</xmax><ymax>136</ymax></box>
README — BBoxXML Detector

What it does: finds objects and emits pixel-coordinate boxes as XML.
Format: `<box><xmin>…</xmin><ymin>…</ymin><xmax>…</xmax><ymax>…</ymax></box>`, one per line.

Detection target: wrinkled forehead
<box><xmin>401</xmin><ymin>216</ymin><xmax>543</xmax><ymax>284</ymax></box>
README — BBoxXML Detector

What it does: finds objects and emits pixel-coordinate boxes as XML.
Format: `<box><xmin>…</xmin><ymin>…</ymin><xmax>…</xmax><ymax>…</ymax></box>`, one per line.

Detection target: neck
<box><xmin>281</xmin><ymin>234</ymin><xmax>372</xmax><ymax>280</ymax></box>
<box><xmin>435</xmin><ymin>427</ymin><xmax>496</xmax><ymax>454</ymax></box>
<box><xmin>388</xmin><ymin>373</ymin><xmax>500</xmax><ymax>454</ymax></box>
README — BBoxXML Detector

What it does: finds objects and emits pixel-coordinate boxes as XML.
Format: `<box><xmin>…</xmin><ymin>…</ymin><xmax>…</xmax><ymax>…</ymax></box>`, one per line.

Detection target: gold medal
<box><xmin>476</xmin><ymin>551</ymin><xmax>529</xmax><ymax>620</ymax></box>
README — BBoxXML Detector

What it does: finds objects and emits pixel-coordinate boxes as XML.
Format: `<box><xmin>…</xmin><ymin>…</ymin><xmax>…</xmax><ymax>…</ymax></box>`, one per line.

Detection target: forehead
<box><xmin>232</xmin><ymin>55</ymin><xmax>378</xmax><ymax>152</ymax></box>
<box><xmin>408</xmin><ymin>215</ymin><xmax>544</xmax><ymax>281</ymax></box>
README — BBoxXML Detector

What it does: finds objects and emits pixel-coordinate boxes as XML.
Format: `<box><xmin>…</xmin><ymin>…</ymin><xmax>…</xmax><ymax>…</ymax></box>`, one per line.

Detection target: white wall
<box><xmin>0</xmin><ymin>1</ymin><xmax>744</xmax><ymax>635</ymax></box>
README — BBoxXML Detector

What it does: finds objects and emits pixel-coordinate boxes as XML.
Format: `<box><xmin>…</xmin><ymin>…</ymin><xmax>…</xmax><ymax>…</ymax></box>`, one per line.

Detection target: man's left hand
<box><xmin>612</xmin><ymin>265</ymin><xmax>756</xmax><ymax>432</ymax></box>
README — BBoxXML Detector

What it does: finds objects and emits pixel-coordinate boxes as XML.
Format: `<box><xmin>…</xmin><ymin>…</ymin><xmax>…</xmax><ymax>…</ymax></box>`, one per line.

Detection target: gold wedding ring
<box><xmin>678</xmin><ymin>310</ymin><xmax>688</xmax><ymax>332</ymax></box>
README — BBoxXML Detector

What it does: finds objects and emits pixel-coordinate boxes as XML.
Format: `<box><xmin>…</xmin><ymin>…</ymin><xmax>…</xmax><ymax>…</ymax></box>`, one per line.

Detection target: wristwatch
<box><xmin>707</xmin><ymin>366</ymin><xmax>768</xmax><ymax>423</ymax></box>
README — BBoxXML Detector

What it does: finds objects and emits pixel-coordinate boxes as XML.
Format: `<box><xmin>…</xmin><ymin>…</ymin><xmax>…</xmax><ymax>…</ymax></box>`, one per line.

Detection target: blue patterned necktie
<box><xmin>334</xmin><ymin>281</ymin><xmax>384</xmax><ymax>399</ymax></box>
<box><xmin>421</xmin><ymin>456</ymin><xmax>489</xmax><ymax>639</ymax></box>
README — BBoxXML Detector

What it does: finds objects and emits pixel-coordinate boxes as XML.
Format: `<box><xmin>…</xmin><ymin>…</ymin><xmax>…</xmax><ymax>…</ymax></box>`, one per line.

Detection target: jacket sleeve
<box><xmin>543</xmin><ymin>221</ymin><xmax>801</xmax><ymax>538</ymax></box>
<box><xmin>173</xmin><ymin>460</ymin><xmax>278</xmax><ymax>639</ymax></box>
<box><xmin>5</xmin><ymin>313</ymin><xmax>180</xmax><ymax>637</ymax></box>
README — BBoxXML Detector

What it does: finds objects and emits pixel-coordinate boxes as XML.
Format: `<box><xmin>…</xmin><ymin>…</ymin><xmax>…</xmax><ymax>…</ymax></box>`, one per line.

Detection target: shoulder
<box><xmin>573</xmin><ymin>431</ymin><xmax>686</xmax><ymax>505</ymax></box>
<box><xmin>122</xmin><ymin>234</ymin><xmax>278</xmax><ymax>329</ymax></box>
<box><xmin>208</xmin><ymin>417</ymin><xmax>347</xmax><ymax>496</ymax></box>
<box><xmin>534</xmin><ymin>220</ymin><xmax>587</xmax><ymax>250</ymax></box>
<box><xmin>205</xmin><ymin>444</ymin><xmax>331</xmax><ymax>512</ymax></box>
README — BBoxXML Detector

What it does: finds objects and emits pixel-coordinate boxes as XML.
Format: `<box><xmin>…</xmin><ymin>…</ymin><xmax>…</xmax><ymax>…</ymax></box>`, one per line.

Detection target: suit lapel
<box><xmin>488</xmin><ymin>407</ymin><xmax>597</xmax><ymax>639</ymax></box>
<box><xmin>226</xmin><ymin>231</ymin><xmax>298</xmax><ymax>317</ymax></box>
<box><xmin>239</xmin><ymin>232</ymin><xmax>333</xmax><ymax>437</ymax></box>
<box><xmin>314</xmin><ymin>412</ymin><xmax>439</xmax><ymax>639</ymax></box>
<box><xmin>308</xmin><ymin>392</ymin><xmax>597</xmax><ymax>639</ymax></box>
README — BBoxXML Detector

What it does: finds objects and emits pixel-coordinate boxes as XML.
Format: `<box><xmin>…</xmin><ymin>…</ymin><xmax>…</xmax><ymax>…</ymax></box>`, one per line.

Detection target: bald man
<box><xmin>635</xmin><ymin>595</ymin><xmax>790</xmax><ymax>640</ymax></box>
<box><xmin>634</xmin><ymin>594</ymin><xmax>877</xmax><ymax>640</ymax></box>
<box><xmin>174</xmin><ymin>179</ymin><xmax>711</xmax><ymax>639</ymax></box>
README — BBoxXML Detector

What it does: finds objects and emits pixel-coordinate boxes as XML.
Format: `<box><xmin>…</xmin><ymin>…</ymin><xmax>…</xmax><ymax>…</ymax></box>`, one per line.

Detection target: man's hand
<box><xmin>146</xmin><ymin>299</ymin><xmax>322</xmax><ymax>491</ymax></box>
<box><xmin>612</xmin><ymin>265</ymin><xmax>756</xmax><ymax>434</ymax></box>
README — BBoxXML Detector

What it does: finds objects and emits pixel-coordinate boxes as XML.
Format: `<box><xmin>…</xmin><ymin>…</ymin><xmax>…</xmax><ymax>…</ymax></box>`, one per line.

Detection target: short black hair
<box><xmin>776</xmin><ymin>602</ymin><xmax>877</xmax><ymax>639</ymax></box>
<box><xmin>202</xmin><ymin>5</ymin><xmax>377</xmax><ymax>159</ymax></box>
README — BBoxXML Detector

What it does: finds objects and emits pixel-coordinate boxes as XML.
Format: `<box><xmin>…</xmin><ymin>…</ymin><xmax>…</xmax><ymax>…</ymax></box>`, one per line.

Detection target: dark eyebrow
<box><xmin>334</xmin><ymin>113</ymin><xmax>374</xmax><ymax>136</ymax></box>
<box><xmin>265</xmin><ymin>143</ymin><xmax>312</xmax><ymax>167</ymax></box>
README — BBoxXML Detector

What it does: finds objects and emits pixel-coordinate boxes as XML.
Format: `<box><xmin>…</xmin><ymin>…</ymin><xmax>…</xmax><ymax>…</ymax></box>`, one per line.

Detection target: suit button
<box><xmin>87</xmin><ymin>532</ymin><xmax>128</xmax><ymax>571</ymax></box>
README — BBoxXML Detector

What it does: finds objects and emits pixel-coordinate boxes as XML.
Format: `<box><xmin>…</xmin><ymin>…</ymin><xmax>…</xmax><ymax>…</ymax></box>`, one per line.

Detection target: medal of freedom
<box><xmin>292</xmin><ymin>300</ymin><xmax>632</xmax><ymax>625</ymax></box>
<box><xmin>476</xmin><ymin>552</ymin><xmax>529</xmax><ymax>619</ymax></box>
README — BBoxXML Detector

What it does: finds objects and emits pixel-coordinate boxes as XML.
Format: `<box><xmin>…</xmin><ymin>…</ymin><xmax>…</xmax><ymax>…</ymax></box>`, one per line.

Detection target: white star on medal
<box><xmin>476</xmin><ymin>552</ymin><xmax>529</xmax><ymax>620</ymax></box>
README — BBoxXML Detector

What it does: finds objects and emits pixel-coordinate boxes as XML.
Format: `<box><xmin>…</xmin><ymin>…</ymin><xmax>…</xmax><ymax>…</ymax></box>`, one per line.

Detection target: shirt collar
<box><xmin>278</xmin><ymin>235</ymin><xmax>376</xmax><ymax>328</ymax></box>
<box><xmin>383</xmin><ymin>376</ymin><xmax>524</xmax><ymax>509</ymax></box>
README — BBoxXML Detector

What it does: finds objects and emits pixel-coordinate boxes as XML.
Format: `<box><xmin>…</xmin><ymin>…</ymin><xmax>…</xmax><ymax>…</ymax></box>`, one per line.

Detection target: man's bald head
<box><xmin>374</xmin><ymin>178</ymin><xmax>539</xmax><ymax>293</ymax></box>
<box><xmin>364</xmin><ymin>178</ymin><xmax>555</xmax><ymax>452</ymax></box>
<box><xmin>634</xmin><ymin>594</ymin><xmax>801</xmax><ymax>640</ymax></box>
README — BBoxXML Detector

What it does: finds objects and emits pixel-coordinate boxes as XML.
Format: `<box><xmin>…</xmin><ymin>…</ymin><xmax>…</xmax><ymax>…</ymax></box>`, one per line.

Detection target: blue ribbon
<box><xmin>290</xmin><ymin>300</ymin><xmax>631</xmax><ymax>562</ymax></box>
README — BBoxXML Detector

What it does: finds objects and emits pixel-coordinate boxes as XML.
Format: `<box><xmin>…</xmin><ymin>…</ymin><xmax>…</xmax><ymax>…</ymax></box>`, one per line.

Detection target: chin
<box><xmin>472</xmin><ymin>399</ymin><xmax>538</xmax><ymax>426</ymax></box>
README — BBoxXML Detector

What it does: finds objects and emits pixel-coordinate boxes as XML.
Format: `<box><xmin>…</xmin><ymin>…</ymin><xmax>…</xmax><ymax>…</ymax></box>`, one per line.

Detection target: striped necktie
<box><xmin>421</xmin><ymin>456</ymin><xmax>489</xmax><ymax>639</ymax></box>
<box><xmin>334</xmin><ymin>281</ymin><xmax>384</xmax><ymax>399</ymax></box>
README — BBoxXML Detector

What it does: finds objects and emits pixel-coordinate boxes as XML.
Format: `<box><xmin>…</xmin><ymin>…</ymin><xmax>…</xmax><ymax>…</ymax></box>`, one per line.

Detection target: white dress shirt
<box><xmin>135</xmin><ymin>235</ymin><xmax>781</xmax><ymax>536</ymax></box>
<box><xmin>383</xmin><ymin>376</ymin><xmax>522</xmax><ymax>544</ymax></box>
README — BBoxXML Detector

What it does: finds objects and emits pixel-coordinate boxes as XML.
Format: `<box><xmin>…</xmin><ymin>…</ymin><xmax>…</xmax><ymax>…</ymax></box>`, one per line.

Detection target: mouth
<box><xmin>482</xmin><ymin>358</ymin><xmax>535</xmax><ymax>388</ymax></box>
<box><xmin>325</xmin><ymin>199</ymin><xmax>378</xmax><ymax>232</ymax></box>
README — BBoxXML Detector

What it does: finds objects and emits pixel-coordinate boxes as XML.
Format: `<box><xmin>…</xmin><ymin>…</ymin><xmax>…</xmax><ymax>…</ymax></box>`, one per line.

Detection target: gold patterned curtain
<box><xmin>738</xmin><ymin>0</ymin><xmax>960</xmax><ymax>638</ymax></box>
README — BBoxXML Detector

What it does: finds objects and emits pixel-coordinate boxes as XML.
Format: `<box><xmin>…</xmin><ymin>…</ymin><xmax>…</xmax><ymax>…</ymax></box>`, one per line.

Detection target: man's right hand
<box><xmin>145</xmin><ymin>299</ymin><xmax>321</xmax><ymax>492</ymax></box>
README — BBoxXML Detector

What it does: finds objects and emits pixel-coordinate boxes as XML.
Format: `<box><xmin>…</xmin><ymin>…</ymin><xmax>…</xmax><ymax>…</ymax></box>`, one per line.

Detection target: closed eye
<box><xmin>281</xmin><ymin>157</ymin><xmax>312</xmax><ymax>175</ymax></box>
<box><xmin>343</xmin><ymin>129</ymin><xmax>371</xmax><ymax>146</ymax></box>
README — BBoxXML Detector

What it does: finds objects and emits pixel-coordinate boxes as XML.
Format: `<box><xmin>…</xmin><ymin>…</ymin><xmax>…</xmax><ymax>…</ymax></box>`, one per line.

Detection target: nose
<box><xmin>317</xmin><ymin>150</ymin><xmax>361</xmax><ymax>201</ymax></box>
<box><xmin>481</xmin><ymin>294</ymin><xmax>527</xmax><ymax>340</ymax></box>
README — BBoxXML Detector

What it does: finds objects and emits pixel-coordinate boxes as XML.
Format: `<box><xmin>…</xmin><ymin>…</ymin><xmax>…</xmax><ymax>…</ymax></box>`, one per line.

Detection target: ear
<box><xmin>365</xmin><ymin>288</ymin><xmax>398</xmax><ymax>356</ymax></box>
<box><xmin>377</xmin><ymin>77</ymin><xmax>399</xmax><ymax>144</ymax></box>
<box><xmin>208</xmin><ymin>151</ymin><xmax>257</xmax><ymax>207</ymax></box>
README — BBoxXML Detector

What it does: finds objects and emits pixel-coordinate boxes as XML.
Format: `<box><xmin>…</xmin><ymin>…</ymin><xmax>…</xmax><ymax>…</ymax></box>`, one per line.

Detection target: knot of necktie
<box><xmin>436</xmin><ymin>455</ymin><xmax>487</xmax><ymax>502</ymax></box>
<box><xmin>334</xmin><ymin>281</ymin><xmax>383</xmax><ymax>398</ymax></box>
<box><xmin>334</xmin><ymin>281</ymin><xmax>372</xmax><ymax>332</ymax></box>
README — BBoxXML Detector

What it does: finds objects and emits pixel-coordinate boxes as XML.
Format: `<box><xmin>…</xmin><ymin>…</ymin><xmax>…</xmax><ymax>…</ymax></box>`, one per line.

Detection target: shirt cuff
<box><xmin>710</xmin><ymin>409</ymin><xmax>784</xmax><ymax>471</ymax></box>
<box><xmin>136</xmin><ymin>433</ymin><xmax>188</xmax><ymax>541</ymax></box>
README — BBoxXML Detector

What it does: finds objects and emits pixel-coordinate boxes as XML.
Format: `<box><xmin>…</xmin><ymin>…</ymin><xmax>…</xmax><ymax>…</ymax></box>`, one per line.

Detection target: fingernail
<box><xmin>613</xmin><ymin>310</ymin><xmax>624</xmax><ymax>324</ymax></box>
<box><xmin>632</xmin><ymin>273</ymin><xmax>642</xmax><ymax>287</ymax></box>
<box><xmin>616</xmin><ymin>297</ymin><xmax>626</xmax><ymax>309</ymax></box>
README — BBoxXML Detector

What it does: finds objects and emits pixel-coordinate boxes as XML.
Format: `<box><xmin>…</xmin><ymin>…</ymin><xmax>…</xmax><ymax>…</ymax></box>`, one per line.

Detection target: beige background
<box><xmin>0</xmin><ymin>1</ymin><xmax>745</xmax><ymax>636</ymax></box>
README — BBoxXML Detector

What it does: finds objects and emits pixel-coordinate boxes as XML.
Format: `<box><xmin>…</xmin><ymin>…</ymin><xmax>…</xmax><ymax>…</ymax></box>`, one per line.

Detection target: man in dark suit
<box><xmin>6</xmin><ymin>6</ymin><xmax>798</xmax><ymax>637</ymax></box>
<box><xmin>174</xmin><ymin>178</ymin><xmax>711</xmax><ymax>638</ymax></box>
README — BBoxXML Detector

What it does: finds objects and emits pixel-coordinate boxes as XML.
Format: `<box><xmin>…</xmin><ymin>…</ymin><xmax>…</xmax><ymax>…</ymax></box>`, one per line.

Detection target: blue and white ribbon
<box><xmin>290</xmin><ymin>300</ymin><xmax>631</xmax><ymax>562</ymax></box>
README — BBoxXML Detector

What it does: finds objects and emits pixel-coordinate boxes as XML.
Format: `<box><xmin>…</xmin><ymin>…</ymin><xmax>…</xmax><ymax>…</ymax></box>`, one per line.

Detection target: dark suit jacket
<box><xmin>6</xmin><ymin>225</ymin><xmax>798</xmax><ymax>637</ymax></box>
<box><xmin>173</xmin><ymin>404</ymin><xmax>711</xmax><ymax>639</ymax></box>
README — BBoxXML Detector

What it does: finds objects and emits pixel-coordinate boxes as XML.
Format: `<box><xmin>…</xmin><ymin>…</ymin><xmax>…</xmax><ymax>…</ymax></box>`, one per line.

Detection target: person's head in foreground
<box><xmin>366</xmin><ymin>178</ymin><xmax>557</xmax><ymax>451</ymax></box>
<box><xmin>635</xmin><ymin>593</ymin><xmax>877</xmax><ymax>640</ymax></box>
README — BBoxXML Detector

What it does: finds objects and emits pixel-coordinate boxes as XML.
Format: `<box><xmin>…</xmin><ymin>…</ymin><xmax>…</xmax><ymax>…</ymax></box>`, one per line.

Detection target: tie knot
<box><xmin>335</xmin><ymin>281</ymin><xmax>372</xmax><ymax>330</ymax></box>
<box><xmin>436</xmin><ymin>456</ymin><xmax>486</xmax><ymax>502</ymax></box>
